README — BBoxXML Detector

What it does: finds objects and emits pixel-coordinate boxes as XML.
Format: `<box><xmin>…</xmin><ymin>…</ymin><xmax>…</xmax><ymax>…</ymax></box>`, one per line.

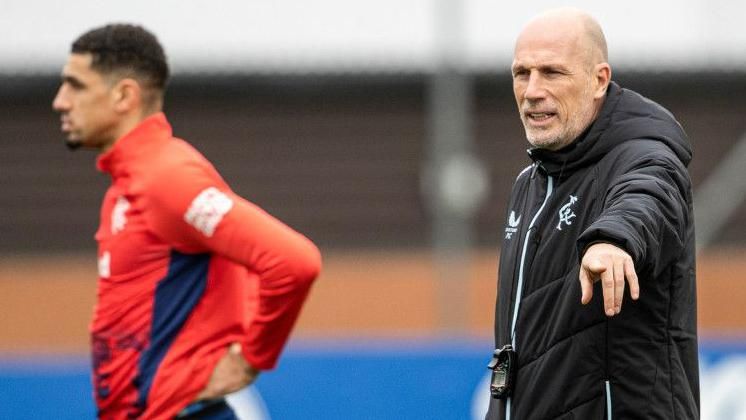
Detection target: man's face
<box><xmin>512</xmin><ymin>28</ymin><xmax>599</xmax><ymax>151</ymax></box>
<box><xmin>52</xmin><ymin>53</ymin><xmax>120</xmax><ymax>150</ymax></box>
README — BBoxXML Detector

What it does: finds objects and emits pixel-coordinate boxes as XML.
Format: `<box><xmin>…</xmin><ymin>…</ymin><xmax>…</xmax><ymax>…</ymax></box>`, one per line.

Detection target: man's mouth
<box><xmin>525</xmin><ymin>111</ymin><xmax>557</xmax><ymax>125</ymax></box>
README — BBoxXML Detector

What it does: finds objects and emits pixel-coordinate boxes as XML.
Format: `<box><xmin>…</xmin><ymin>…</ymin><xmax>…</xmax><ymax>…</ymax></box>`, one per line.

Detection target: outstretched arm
<box><xmin>577</xmin><ymin>144</ymin><xmax>690</xmax><ymax>315</ymax></box>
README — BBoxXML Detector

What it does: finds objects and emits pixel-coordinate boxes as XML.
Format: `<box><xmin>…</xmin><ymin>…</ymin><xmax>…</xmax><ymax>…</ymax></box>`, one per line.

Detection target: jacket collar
<box><xmin>527</xmin><ymin>82</ymin><xmax>623</xmax><ymax>178</ymax></box>
<box><xmin>97</xmin><ymin>112</ymin><xmax>172</xmax><ymax>177</ymax></box>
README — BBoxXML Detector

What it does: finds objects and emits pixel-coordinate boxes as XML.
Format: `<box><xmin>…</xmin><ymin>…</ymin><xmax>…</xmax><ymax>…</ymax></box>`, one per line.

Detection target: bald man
<box><xmin>487</xmin><ymin>9</ymin><xmax>699</xmax><ymax>419</ymax></box>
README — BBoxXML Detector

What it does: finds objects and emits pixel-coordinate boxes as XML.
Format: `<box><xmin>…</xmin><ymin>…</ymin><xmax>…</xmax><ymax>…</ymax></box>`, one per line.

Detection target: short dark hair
<box><xmin>72</xmin><ymin>24</ymin><xmax>169</xmax><ymax>91</ymax></box>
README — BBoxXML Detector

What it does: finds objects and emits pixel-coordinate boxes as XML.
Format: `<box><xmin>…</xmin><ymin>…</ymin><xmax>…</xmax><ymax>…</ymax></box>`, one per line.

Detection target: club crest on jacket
<box><xmin>557</xmin><ymin>195</ymin><xmax>578</xmax><ymax>231</ymax></box>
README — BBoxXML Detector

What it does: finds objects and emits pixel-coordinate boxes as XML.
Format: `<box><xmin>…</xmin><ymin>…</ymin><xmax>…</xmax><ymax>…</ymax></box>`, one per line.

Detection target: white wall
<box><xmin>2</xmin><ymin>0</ymin><xmax>744</xmax><ymax>74</ymax></box>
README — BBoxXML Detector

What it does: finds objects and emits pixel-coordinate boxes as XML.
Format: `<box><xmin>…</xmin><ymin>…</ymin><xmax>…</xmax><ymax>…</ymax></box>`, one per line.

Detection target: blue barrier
<box><xmin>0</xmin><ymin>339</ymin><xmax>744</xmax><ymax>419</ymax></box>
<box><xmin>0</xmin><ymin>356</ymin><xmax>94</xmax><ymax>419</ymax></box>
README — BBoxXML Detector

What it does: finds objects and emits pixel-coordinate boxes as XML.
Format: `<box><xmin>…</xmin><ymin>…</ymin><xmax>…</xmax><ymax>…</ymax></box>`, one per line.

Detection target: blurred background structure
<box><xmin>1</xmin><ymin>0</ymin><xmax>745</xmax><ymax>418</ymax></box>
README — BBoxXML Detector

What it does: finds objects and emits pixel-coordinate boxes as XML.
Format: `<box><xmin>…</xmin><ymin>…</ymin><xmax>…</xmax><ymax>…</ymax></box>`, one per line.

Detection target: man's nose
<box><xmin>52</xmin><ymin>87</ymin><xmax>68</xmax><ymax>112</ymax></box>
<box><xmin>524</xmin><ymin>72</ymin><xmax>546</xmax><ymax>100</ymax></box>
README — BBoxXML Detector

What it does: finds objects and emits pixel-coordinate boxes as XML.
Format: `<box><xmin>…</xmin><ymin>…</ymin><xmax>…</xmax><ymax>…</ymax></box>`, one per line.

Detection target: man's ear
<box><xmin>112</xmin><ymin>78</ymin><xmax>142</xmax><ymax>113</ymax></box>
<box><xmin>593</xmin><ymin>63</ymin><xmax>612</xmax><ymax>99</ymax></box>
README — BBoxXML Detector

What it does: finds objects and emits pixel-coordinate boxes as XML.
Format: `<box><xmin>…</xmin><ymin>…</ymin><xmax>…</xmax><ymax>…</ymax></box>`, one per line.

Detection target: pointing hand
<box><xmin>579</xmin><ymin>243</ymin><xmax>640</xmax><ymax>316</ymax></box>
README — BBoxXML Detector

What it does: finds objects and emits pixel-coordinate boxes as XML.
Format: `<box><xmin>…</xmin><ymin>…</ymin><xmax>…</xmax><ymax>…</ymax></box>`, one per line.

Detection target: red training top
<box><xmin>91</xmin><ymin>113</ymin><xmax>321</xmax><ymax>419</ymax></box>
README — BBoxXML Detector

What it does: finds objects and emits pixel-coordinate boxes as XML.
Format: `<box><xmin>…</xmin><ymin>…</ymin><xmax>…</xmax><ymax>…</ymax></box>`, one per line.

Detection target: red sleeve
<box><xmin>144</xmin><ymin>158</ymin><xmax>321</xmax><ymax>370</ymax></box>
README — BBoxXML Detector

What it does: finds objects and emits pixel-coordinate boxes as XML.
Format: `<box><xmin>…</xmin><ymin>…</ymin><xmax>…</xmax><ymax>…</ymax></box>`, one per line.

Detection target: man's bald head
<box><xmin>519</xmin><ymin>8</ymin><xmax>608</xmax><ymax>68</ymax></box>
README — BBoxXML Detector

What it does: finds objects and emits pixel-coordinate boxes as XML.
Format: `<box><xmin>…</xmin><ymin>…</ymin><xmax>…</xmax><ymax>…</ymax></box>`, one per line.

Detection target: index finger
<box><xmin>600</xmin><ymin>266</ymin><xmax>615</xmax><ymax>317</ymax></box>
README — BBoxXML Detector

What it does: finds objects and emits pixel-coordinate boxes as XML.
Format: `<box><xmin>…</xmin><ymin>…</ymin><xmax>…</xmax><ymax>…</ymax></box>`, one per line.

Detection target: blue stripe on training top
<box><xmin>134</xmin><ymin>251</ymin><xmax>211</xmax><ymax>412</ymax></box>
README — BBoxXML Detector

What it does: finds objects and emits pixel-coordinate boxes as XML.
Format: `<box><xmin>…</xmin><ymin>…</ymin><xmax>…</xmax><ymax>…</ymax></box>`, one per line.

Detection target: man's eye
<box><xmin>62</xmin><ymin>78</ymin><xmax>84</xmax><ymax>90</ymax></box>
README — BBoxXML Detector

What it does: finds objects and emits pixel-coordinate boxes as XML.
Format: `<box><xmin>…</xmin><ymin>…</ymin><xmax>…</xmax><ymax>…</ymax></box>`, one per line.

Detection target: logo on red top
<box><xmin>184</xmin><ymin>187</ymin><xmax>234</xmax><ymax>237</ymax></box>
<box><xmin>111</xmin><ymin>196</ymin><xmax>130</xmax><ymax>234</ymax></box>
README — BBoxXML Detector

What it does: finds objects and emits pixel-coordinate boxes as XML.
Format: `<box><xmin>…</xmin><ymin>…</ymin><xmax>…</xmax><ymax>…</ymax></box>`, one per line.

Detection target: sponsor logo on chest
<box><xmin>111</xmin><ymin>196</ymin><xmax>130</xmax><ymax>234</ymax></box>
<box><xmin>504</xmin><ymin>210</ymin><xmax>521</xmax><ymax>239</ymax></box>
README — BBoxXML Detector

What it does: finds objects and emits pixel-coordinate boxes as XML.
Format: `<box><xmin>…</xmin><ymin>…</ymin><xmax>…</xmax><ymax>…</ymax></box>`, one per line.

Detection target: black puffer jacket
<box><xmin>486</xmin><ymin>82</ymin><xmax>699</xmax><ymax>419</ymax></box>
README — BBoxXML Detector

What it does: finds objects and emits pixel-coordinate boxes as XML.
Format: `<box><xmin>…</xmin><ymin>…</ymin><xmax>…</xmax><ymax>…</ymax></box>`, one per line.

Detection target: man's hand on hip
<box><xmin>196</xmin><ymin>342</ymin><xmax>260</xmax><ymax>400</ymax></box>
<box><xmin>579</xmin><ymin>242</ymin><xmax>640</xmax><ymax>316</ymax></box>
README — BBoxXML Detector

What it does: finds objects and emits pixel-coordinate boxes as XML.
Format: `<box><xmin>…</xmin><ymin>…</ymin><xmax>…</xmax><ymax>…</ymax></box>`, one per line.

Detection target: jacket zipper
<box><xmin>605</xmin><ymin>380</ymin><xmax>613</xmax><ymax>420</ymax></box>
<box><xmin>506</xmin><ymin>170</ymin><xmax>553</xmax><ymax>420</ymax></box>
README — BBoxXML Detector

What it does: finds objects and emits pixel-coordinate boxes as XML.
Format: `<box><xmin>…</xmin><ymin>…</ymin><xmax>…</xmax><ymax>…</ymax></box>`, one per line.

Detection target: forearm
<box><xmin>210</xmin><ymin>198</ymin><xmax>321</xmax><ymax>369</ymax></box>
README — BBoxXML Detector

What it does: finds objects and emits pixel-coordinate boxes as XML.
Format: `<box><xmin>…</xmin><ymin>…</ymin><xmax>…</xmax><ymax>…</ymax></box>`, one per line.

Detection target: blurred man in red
<box><xmin>52</xmin><ymin>23</ymin><xmax>321</xmax><ymax>419</ymax></box>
